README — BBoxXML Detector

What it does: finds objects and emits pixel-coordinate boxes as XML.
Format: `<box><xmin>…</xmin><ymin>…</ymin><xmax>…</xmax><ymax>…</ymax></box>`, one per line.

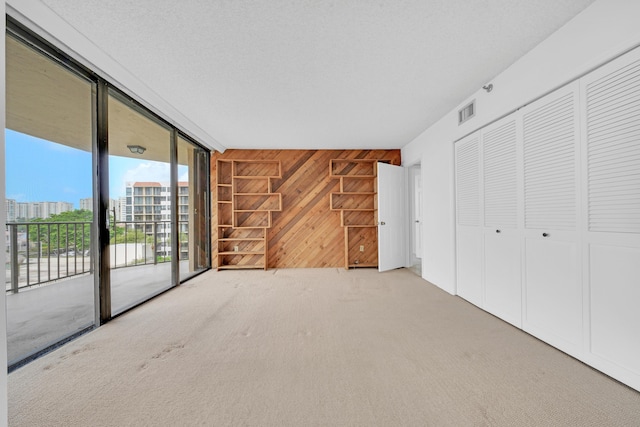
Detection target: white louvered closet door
<box><xmin>455</xmin><ymin>131</ymin><xmax>483</xmax><ymax>307</ymax></box>
<box><xmin>521</xmin><ymin>81</ymin><xmax>583</xmax><ymax>355</ymax></box>
<box><xmin>482</xmin><ymin>115</ymin><xmax>522</xmax><ymax>327</ymax></box>
<box><xmin>581</xmin><ymin>46</ymin><xmax>640</xmax><ymax>388</ymax></box>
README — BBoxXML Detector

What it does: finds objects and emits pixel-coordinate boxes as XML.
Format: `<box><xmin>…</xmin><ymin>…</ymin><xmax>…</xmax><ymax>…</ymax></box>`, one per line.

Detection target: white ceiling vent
<box><xmin>458</xmin><ymin>100</ymin><xmax>475</xmax><ymax>125</ymax></box>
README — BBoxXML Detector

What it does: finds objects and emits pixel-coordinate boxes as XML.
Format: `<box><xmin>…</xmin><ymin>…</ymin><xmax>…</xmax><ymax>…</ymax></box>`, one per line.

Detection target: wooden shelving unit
<box><xmin>216</xmin><ymin>159</ymin><xmax>282</xmax><ymax>270</ymax></box>
<box><xmin>329</xmin><ymin>159</ymin><xmax>379</xmax><ymax>269</ymax></box>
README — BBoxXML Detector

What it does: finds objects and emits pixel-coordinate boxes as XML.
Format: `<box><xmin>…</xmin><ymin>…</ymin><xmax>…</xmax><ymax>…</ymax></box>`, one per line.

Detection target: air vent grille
<box><xmin>458</xmin><ymin>100</ymin><xmax>475</xmax><ymax>125</ymax></box>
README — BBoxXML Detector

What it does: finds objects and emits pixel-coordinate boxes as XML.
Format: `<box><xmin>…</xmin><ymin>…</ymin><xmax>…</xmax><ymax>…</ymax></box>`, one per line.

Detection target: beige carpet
<box><xmin>8</xmin><ymin>268</ymin><xmax>640</xmax><ymax>426</ymax></box>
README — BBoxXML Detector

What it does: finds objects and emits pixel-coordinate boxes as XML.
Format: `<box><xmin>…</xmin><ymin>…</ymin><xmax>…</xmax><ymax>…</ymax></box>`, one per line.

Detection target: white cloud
<box><xmin>121</xmin><ymin>161</ymin><xmax>170</xmax><ymax>193</ymax></box>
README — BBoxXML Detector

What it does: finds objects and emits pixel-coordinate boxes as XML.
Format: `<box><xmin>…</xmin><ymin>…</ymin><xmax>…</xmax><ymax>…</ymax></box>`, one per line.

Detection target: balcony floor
<box><xmin>6</xmin><ymin>261</ymin><xmax>191</xmax><ymax>366</ymax></box>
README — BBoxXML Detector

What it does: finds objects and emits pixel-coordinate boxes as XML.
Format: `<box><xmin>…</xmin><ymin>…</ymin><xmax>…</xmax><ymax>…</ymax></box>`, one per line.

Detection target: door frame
<box><xmin>407</xmin><ymin>163</ymin><xmax>422</xmax><ymax>270</ymax></box>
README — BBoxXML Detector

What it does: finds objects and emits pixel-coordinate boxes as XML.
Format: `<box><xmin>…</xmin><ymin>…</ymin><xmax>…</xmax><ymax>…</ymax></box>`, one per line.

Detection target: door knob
<box><xmin>496</xmin><ymin>229</ymin><xmax>501</xmax><ymax>233</ymax></box>
<box><xmin>380</xmin><ymin>221</ymin><xmax>386</xmax><ymax>226</ymax></box>
<box><xmin>542</xmin><ymin>232</ymin><xmax>549</xmax><ymax>237</ymax></box>
<box><xmin>415</xmin><ymin>220</ymin><xmax>420</xmax><ymax>223</ymax></box>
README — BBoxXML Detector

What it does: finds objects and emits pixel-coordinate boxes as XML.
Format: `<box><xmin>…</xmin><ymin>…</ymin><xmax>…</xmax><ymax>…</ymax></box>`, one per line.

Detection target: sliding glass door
<box><xmin>5</xmin><ymin>33</ymin><xmax>96</xmax><ymax>365</ymax></box>
<box><xmin>4</xmin><ymin>22</ymin><xmax>211</xmax><ymax>367</ymax></box>
<box><xmin>108</xmin><ymin>91</ymin><xmax>174</xmax><ymax>315</ymax></box>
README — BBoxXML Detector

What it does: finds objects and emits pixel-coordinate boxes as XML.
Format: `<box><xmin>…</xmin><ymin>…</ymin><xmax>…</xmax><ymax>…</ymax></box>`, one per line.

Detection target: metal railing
<box><xmin>110</xmin><ymin>220</ymin><xmax>171</xmax><ymax>269</ymax></box>
<box><xmin>6</xmin><ymin>221</ymin><xmax>92</xmax><ymax>293</ymax></box>
<box><xmin>6</xmin><ymin>220</ymin><xmax>189</xmax><ymax>293</ymax></box>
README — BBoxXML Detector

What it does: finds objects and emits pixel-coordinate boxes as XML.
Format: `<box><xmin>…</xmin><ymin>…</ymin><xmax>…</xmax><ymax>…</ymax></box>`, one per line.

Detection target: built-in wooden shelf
<box><xmin>341</xmin><ymin>210</ymin><xmax>376</xmax><ymax>227</ymax></box>
<box><xmin>216</xmin><ymin>159</ymin><xmax>282</xmax><ymax>270</ymax></box>
<box><xmin>330</xmin><ymin>159</ymin><xmax>376</xmax><ymax>178</ymax></box>
<box><xmin>329</xmin><ymin>159</ymin><xmax>379</xmax><ymax>269</ymax></box>
<box><xmin>330</xmin><ymin>193</ymin><xmax>375</xmax><ymax>211</ymax></box>
<box><xmin>218</xmin><ymin>251</ymin><xmax>265</xmax><ymax>255</ymax></box>
<box><xmin>217</xmin><ymin>264</ymin><xmax>265</xmax><ymax>270</ymax></box>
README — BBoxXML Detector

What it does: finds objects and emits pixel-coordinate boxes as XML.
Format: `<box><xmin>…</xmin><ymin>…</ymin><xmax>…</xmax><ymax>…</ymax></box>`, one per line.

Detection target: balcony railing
<box><xmin>6</xmin><ymin>220</ymin><xmax>189</xmax><ymax>293</ymax></box>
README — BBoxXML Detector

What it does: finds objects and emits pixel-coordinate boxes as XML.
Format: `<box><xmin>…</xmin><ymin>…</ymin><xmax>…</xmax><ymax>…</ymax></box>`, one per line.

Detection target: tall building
<box><xmin>80</xmin><ymin>197</ymin><xmax>120</xmax><ymax>218</ymax></box>
<box><xmin>6</xmin><ymin>199</ymin><xmax>17</xmax><ymax>222</ymax></box>
<box><xmin>5</xmin><ymin>200</ymin><xmax>74</xmax><ymax>221</ymax></box>
<box><xmin>124</xmin><ymin>182</ymin><xmax>189</xmax><ymax>257</ymax></box>
<box><xmin>39</xmin><ymin>201</ymin><xmax>74</xmax><ymax>219</ymax></box>
<box><xmin>17</xmin><ymin>202</ymin><xmax>28</xmax><ymax>220</ymax></box>
<box><xmin>79</xmin><ymin>197</ymin><xmax>92</xmax><ymax>211</ymax></box>
<box><xmin>108</xmin><ymin>198</ymin><xmax>119</xmax><ymax>218</ymax></box>
<box><xmin>118</xmin><ymin>196</ymin><xmax>127</xmax><ymax>222</ymax></box>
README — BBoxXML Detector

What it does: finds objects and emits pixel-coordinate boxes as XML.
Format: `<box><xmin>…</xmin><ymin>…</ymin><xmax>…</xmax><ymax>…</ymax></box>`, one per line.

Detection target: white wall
<box><xmin>1</xmin><ymin>3</ymin><xmax>9</xmax><ymax>424</ymax></box>
<box><xmin>402</xmin><ymin>0</ymin><xmax>640</xmax><ymax>295</ymax></box>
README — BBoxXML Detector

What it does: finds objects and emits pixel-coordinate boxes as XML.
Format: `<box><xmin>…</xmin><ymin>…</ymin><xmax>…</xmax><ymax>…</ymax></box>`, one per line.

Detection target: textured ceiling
<box><xmin>40</xmin><ymin>0</ymin><xmax>595</xmax><ymax>150</ymax></box>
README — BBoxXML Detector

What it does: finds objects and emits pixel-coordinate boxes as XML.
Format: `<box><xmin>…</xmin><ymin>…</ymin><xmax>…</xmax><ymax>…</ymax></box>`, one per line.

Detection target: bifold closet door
<box><xmin>521</xmin><ymin>81</ymin><xmax>583</xmax><ymax>355</ymax></box>
<box><xmin>455</xmin><ymin>132</ymin><xmax>483</xmax><ymax>307</ymax></box>
<box><xmin>581</xmin><ymin>46</ymin><xmax>640</xmax><ymax>388</ymax></box>
<box><xmin>482</xmin><ymin>116</ymin><xmax>522</xmax><ymax>328</ymax></box>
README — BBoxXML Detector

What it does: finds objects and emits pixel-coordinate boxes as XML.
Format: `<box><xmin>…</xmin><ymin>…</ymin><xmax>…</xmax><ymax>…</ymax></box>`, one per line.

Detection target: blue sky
<box><xmin>5</xmin><ymin>130</ymin><xmax>187</xmax><ymax>208</ymax></box>
<box><xmin>6</xmin><ymin>130</ymin><xmax>92</xmax><ymax>207</ymax></box>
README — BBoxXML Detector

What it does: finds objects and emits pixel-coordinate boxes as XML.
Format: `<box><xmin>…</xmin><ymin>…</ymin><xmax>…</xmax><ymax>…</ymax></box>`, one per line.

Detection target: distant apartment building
<box><xmin>79</xmin><ymin>198</ymin><xmax>92</xmax><ymax>211</ymax></box>
<box><xmin>118</xmin><ymin>196</ymin><xmax>127</xmax><ymax>222</ymax></box>
<box><xmin>5</xmin><ymin>199</ymin><xmax>74</xmax><ymax>221</ymax></box>
<box><xmin>6</xmin><ymin>199</ymin><xmax>17</xmax><ymax>222</ymax></box>
<box><xmin>16</xmin><ymin>203</ymin><xmax>28</xmax><ymax>220</ymax></box>
<box><xmin>34</xmin><ymin>201</ymin><xmax>74</xmax><ymax>219</ymax></box>
<box><xmin>79</xmin><ymin>197</ymin><xmax>120</xmax><ymax>217</ymax></box>
<box><xmin>124</xmin><ymin>182</ymin><xmax>189</xmax><ymax>257</ymax></box>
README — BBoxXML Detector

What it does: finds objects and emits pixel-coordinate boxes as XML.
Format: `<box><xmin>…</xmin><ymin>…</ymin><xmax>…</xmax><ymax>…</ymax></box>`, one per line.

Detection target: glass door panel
<box><xmin>107</xmin><ymin>91</ymin><xmax>173</xmax><ymax>315</ymax></box>
<box><xmin>5</xmin><ymin>34</ymin><xmax>96</xmax><ymax>365</ymax></box>
<box><xmin>177</xmin><ymin>135</ymin><xmax>210</xmax><ymax>281</ymax></box>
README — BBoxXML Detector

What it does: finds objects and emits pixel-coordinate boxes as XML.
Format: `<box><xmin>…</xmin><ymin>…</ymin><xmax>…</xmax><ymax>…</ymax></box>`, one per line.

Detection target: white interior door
<box><xmin>521</xmin><ymin>81</ymin><xmax>582</xmax><ymax>354</ymax></box>
<box><xmin>581</xmin><ymin>46</ymin><xmax>640</xmax><ymax>385</ymax></box>
<box><xmin>455</xmin><ymin>132</ymin><xmax>483</xmax><ymax>306</ymax></box>
<box><xmin>377</xmin><ymin>162</ymin><xmax>406</xmax><ymax>272</ymax></box>
<box><xmin>481</xmin><ymin>116</ymin><xmax>521</xmax><ymax>327</ymax></box>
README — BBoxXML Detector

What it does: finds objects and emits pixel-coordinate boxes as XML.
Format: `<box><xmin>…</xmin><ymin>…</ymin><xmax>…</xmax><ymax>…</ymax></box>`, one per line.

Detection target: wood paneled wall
<box><xmin>211</xmin><ymin>150</ymin><xmax>401</xmax><ymax>268</ymax></box>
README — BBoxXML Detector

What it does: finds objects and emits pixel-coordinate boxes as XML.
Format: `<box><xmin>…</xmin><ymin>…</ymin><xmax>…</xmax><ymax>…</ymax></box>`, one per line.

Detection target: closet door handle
<box><xmin>542</xmin><ymin>232</ymin><xmax>549</xmax><ymax>237</ymax></box>
<box><xmin>495</xmin><ymin>229</ymin><xmax>501</xmax><ymax>233</ymax></box>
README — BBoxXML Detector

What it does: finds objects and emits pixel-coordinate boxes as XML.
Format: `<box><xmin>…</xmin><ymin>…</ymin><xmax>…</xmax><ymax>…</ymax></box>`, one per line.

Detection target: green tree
<box><xmin>110</xmin><ymin>227</ymin><xmax>154</xmax><ymax>244</ymax></box>
<box><xmin>28</xmin><ymin>209</ymin><xmax>93</xmax><ymax>254</ymax></box>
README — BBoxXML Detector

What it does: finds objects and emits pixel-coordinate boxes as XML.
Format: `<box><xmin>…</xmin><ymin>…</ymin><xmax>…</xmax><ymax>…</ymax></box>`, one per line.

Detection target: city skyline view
<box><xmin>5</xmin><ymin>129</ymin><xmax>189</xmax><ymax>208</ymax></box>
